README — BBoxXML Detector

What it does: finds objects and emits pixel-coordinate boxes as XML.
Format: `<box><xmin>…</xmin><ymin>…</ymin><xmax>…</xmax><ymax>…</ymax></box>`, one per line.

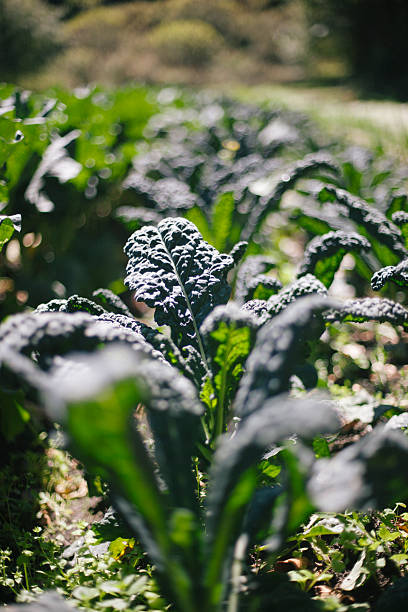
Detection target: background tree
<box><xmin>0</xmin><ymin>0</ymin><xmax>62</xmax><ymax>80</ymax></box>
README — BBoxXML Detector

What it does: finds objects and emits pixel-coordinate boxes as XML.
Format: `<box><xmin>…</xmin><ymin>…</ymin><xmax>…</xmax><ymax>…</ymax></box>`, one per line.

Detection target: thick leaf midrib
<box><xmin>158</xmin><ymin>229</ymin><xmax>210</xmax><ymax>374</ymax></box>
<box><xmin>214</xmin><ymin>327</ymin><xmax>234</xmax><ymax>438</ymax></box>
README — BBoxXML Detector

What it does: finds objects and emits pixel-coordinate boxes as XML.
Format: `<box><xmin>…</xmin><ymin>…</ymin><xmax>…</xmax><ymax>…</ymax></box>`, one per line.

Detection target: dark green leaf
<box><xmin>266</xmin><ymin>275</ymin><xmax>328</xmax><ymax>318</ymax></box>
<box><xmin>316</xmin><ymin>185</ymin><xmax>407</xmax><ymax>264</ymax></box>
<box><xmin>242</xmin><ymin>153</ymin><xmax>339</xmax><ymax>241</ymax></box>
<box><xmin>298</xmin><ymin>231</ymin><xmax>370</xmax><ymax>288</ymax></box>
<box><xmin>325</xmin><ymin>297</ymin><xmax>408</xmax><ymax>329</ymax></box>
<box><xmin>92</xmin><ymin>288</ymin><xmax>133</xmax><ymax>317</ymax></box>
<box><xmin>235</xmin><ymin>296</ymin><xmax>338</xmax><ymax>418</ymax></box>
<box><xmin>309</xmin><ymin>428</ymin><xmax>408</xmax><ymax>511</ymax></box>
<box><xmin>371</xmin><ymin>259</ymin><xmax>408</xmax><ymax>291</ymax></box>
<box><xmin>124</xmin><ymin>218</ymin><xmax>234</xmax><ymax>359</ymax></box>
<box><xmin>204</xmin><ymin>396</ymin><xmax>339</xmax><ymax>603</ymax></box>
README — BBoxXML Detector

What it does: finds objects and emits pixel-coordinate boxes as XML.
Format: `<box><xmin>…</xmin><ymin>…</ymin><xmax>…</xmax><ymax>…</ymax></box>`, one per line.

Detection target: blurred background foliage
<box><xmin>2</xmin><ymin>0</ymin><xmax>408</xmax><ymax>100</ymax></box>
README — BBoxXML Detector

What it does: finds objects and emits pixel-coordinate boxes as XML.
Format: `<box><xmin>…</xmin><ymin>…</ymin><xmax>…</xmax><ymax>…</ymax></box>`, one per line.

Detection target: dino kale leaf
<box><xmin>200</xmin><ymin>303</ymin><xmax>258</xmax><ymax>439</ymax></box>
<box><xmin>0</xmin><ymin>311</ymin><xmax>163</xmax><ymax>367</ymax></box>
<box><xmin>124</xmin><ymin>217</ymin><xmax>235</xmax><ymax>359</ymax></box>
<box><xmin>309</xmin><ymin>428</ymin><xmax>408</xmax><ymax>511</ymax></box>
<box><xmin>371</xmin><ymin>259</ymin><xmax>408</xmax><ymax>290</ymax></box>
<box><xmin>316</xmin><ymin>184</ymin><xmax>407</xmax><ymax>265</ymax></box>
<box><xmin>92</xmin><ymin>288</ymin><xmax>133</xmax><ymax>317</ymax></box>
<box><xmin>325</xmin><ymin>297</ymin><xmax>408</xmax><ymax>329</ymax></box>
<box><xmin>235</xmin><ymin>295</ymin><xmax>339</xmax><ymax>418</ymax></box>
<box><xmin>235</xmin><ymin>255</ymin><xmax>281</xmax><ymax>303</ymax></box>
<box><xmin>242</xmin><ymin>153</ymin><xmax>339</xmax><ymax>242</ymax></box>
<box><xmin>242</xmin><ymin>274</ymin><xmax>328</xmax><ymax>324</ymax></box>
<box><xmin>298</xmin><ymin>231</ymin><xmax>371</xmax><ymax>288</ymax></box>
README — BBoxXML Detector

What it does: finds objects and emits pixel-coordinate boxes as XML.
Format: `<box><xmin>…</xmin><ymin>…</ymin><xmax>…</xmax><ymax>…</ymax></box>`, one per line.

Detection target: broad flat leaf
<box><xmin>325</xmin><ymin>297</ymin><xmax>408</xmax><ymax>329</ymax></box>
<box><xmin>200</xmin><ymin>303</ymin><xmax>258</xmax><ymax>438</ymax></box>
<box><xmin>124</xmin><ymin>218</ymin><xmax>234</xmax><ymax>357</ymax></box>
<box><xmin>309</xmin><ymin>428</ymin><xmax>408</xmax><ymax>511</ymax></box>
<box><xmin>298</xmin><ymin>231</ymin><xmax>370</xmax><ymax>288</ymax></box>
<box><xmin>235</xmin><ymin>295</ymin><xmax>338</xmax><ymax>418</ymax></box>
<box><xmin>0</xmin><ymin>214</ymin><xmax>21</xmax><ymax>250</ymax></box>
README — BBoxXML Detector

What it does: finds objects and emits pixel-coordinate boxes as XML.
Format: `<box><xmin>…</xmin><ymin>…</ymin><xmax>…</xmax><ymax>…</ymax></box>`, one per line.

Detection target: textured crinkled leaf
<box><xmin>35</xmin><ymin>299</ymin><xmax>68</xmax><ymax>313</ymax></box>
<box><xmin>228</xmin><ymin>240</ymin><xmax>248</xmax><ymax>266</ymax></box>
<box><xmin>46</xmin><ymin>348</ymin><xmax>171</xmax><ymax>574</ymax></box>
<box><xmin>204</xmin><ymin>396</ymin><xmax>339</xmax><ymax>596</ymax></box>
<box><xmin>371</xmin><ymin>259</ymin><xmax>408</xmax><ymax>291</ymax></box>
<box><xmin>384</xmin><ymin>413</ymin><xmax>408</xmax><ymax>430</ymax></box>
<box><xmin>123</xmin><ymin>172</ymin><xmax>197</xmax><ymax>214</ymax></box>
<box><xmin>200</xmin><ymin>303</ymin><xmax>258</xmax><ymax>436</ymax></box>
<box><xmin>391</xmin><ymin>211</ymin><xmax>408</xmax><ymax>246</ymax></box>
<box><xmin>92</xmin><ymin>288</ymin><xmax>132</xmax><ymax>317</ymax></box>
<box><xmin>298</xmin><ymin>231</ymin><xmax>371</xmax><ymax>288</ymax></box>
<box><xmin>391</xmin><ymin>211</ymin><xmax>408</xmax><ymax>226</ymax></box>
<box><xmin>124</xmin><ymin>218</ymin><xmax>234</xmax><ymax>354</ymax></box>
<box><xmin>35</xmin><ymin>295</ymin><xmax>105</xmax><ymax>315</ymax></box>
<box><xmin>96</xmin><ymin>312</ymin><xmax>203</xmax><ymax>384</ymax></box>
<box><xmin>241</xmin><ymin>299</ymin><xmax>269</xmax><ymax>323</ymax></box>
<box><xmin>317</xmin><ymin>184</ymin><xmax>407</xmax><ymax>262</ymax></box>
<box><xmin>116</xmin><ymin>205</ymin><xmax>163</xmax><ymax>231</ymax></box>
<box><xmin>309</xmin><ymin>428</ymin><xmax>408</xmax><ymax>511</ymax></box>
<box><xmin>266</xmin><ymin>274</ymin><xmax>328</xmax><ymax>318</ymax></box>
<box><xmin>0</xmin><ymin>312</ymin><xmax>162</xmax><ymax>365</ymax></box>
<box><xmin>235</xmin><ymin>295</ymin><xmax>338</xmax><ymax>418</ymax></box>
<box><xmin>242</xmin><ymin>486</ymin><xmax>283</xmax><ymax>542</ymax></box>
<box><xmin>242</xmin><ymin>153</ymin><xmax>339</xmax><ymax>241</ymax></box>
<box><xmin>248</xmin><ymin>276</ymin><xmax>283</xmax><ymax>302</ymax></box>
<box><xmin>235</xmin><ymin>256</ymin><xmax>281</xmax><ymax>304</ymax></box>
<box><xmin>325</xmin><ymin>297</ymin><xmax>408</xmax><ymax>329</ymax></box>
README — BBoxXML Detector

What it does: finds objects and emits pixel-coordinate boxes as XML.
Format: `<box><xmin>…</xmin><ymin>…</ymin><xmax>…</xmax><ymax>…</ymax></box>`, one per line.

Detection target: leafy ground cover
<box><xmin>1</xmin><ymin>84</ymin><xmax>408</xmax><ymax>611</ymax></box>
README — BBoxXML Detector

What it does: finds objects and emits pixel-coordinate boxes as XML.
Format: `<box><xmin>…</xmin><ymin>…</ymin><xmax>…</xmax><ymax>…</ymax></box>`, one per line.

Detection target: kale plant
<box><xmin>2</xmin><ymin>215</ymin><xmax>408</xmax><ymax>611</ymax></box>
